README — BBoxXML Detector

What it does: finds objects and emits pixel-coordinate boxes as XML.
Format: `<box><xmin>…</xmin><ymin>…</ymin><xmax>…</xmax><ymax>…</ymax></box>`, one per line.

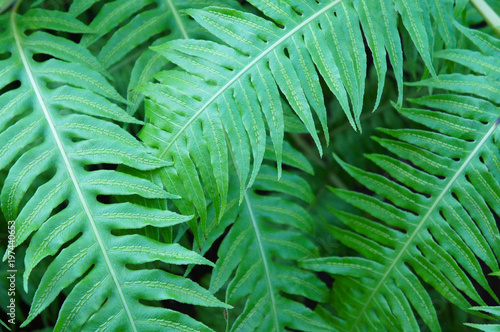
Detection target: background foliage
<box><xmin>0</xmin><ymin>0</ymin><xmax>499</xmax><ymax>331</ymax></box>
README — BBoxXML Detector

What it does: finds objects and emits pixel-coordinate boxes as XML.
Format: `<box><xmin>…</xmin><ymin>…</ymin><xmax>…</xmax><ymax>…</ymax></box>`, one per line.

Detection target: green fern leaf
<box><xmin>435</xmin><ymin>48</ymin><xmax>500</xmax><ymax>79</ymax></box>
<box><xmin>301</xmin><ymin>67</ymin><xmax>500</xmax><ymax>330</ymax></box>
<box><xmin>0</xmin><ymin>5</ymin><xmax>227</xmax><ymax>331</ymax></box>
<box><xmin>0</xmin><ymin>318</ymin><xmax>9</xmax><ymax>331</ymax></box>
<box><xmin>188</xmin><ymin>138</ymin><xmax>315</xmax><ymax>257</ymax></box>
<box><xmin>140</xmin><ymin>0</ymin><xmax>446</xmax><ymax>232</ymax></box>
<box><xmin>181</xmin><ymin>139</ymin><xmax>322</xmax><ymax>330</ymax></box>
<box><xmin>408</xmin><ymin>74</ymin><xmax>500</xmax><ymax>104</ymax></box>
<box><xmin>429</xmin><ymin>0</ymin><xmax>456</xmax><ymax>48</ymax></box>
<box><xmin>209</xmin><ymin>164</ymin><xmax>330</xmax><ymax>331</ymax></box>
<box><xmin>68</xmin><ymin>0</ymin><xmax>101</xmax><ymax>16</ymax></box>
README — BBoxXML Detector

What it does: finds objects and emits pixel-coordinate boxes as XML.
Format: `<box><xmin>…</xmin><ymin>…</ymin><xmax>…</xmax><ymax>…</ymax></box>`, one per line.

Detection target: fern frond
<box><xmin>0</xmin><ymin>5</ymin><xmax>227</xmax><ymax>330</ymax></box>
<box><xmin>189</xmin><ymin>138</ymin><xmax>315</xmax><ymax>255</ymax></box>
<box><xmin>80</xmin><ymin>0</ymin><xmax>242</xmax><ymax>66</ymax></box>
<box><xmin>180</xmin><ymin>139</ymin><xmax>323</xmax><ymax>331</ymax></box>
<box><xmin>302</xmin><ymin>59</ymin><xmax>500</xmax><ymax>331</ymax></box>
<box><xmin>140</xmin><ymin>0</ymin><xmax>451</xmax><ymax>230</ymax></box>
<box><xmin>466</xmin><ymin>306</ymin><xmax>500</xmax><ymax>331</ymax></box>
<box><xmin>208</xmin><ymin>162</ymin><xmax>331</xmax><ymax>331</ymax></box>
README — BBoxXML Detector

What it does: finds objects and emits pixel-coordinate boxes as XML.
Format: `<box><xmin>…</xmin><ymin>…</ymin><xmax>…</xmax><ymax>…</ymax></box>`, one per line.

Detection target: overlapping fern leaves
<box><xmin>157</xmin><ymin>135</ymin><xmax>326</xmax><ymax>330</ymax></box>
<box><xmin>1</xmin><ymin>0</ymin><xmax>499</xmax><ymax>331</ymax></box>
<box><xmin>140</xmin><ymin>0</ymin><xmax>456</xmax><ymax>236</ymax></box>
<box><xmin>301</xmin><ymin>41</ymin><xmax>500</xmax><ymax>331</ymax></box>
<box><xmin>208</xmin><ymin>163</ymin><xmax>331</xmax><ymax>331</ymax></box>
<box><xmin>466</xmin><ymin>306</ymin><xmax>500</xmax><ymax>331</ymax></box>
<box><xmin>0</xmin><ymin>3</ymin><xmax>227</xmax><ymax>330</ymax></box>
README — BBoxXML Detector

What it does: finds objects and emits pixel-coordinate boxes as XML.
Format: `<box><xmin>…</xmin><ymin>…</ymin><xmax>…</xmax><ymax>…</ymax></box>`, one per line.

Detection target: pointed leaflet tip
<box><xmin>276</xmin><ymin>151</ymin><xmax>282</xmax><ymax>180</ymax></box>
<box><xmin>357</xmin><ymin>120</ymin><xmax>363</xmax><ymax>135</ymax></box>
<box><xmin>390</xmin><ymin>100</ymin><xmax>402</xmax><ymax>112</ymax></box>
<box><xmin>0</xmin><ymin>318</ymin><xmax>10</xmax><ymax>331</ymax></box>
<box><xmin>332</xmin><ymin>153</ymin><xmax>347</xmax><ymax>169</ymax></box>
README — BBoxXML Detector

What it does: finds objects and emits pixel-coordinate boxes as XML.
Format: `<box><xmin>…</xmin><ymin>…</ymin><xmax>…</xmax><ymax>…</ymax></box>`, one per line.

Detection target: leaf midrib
<box><xmin>244</xmin><ymin>192</ymin><xmax>279</xmax><ymax>331</ymax></box>
<box><xmin>159</xmin><ymin>0</ymin><xmax>343</xmax><ymax>158</ymax></box>
<box><xmin>166</xmin><ymin>0</ymin><xmax>189</xmax><ymax>39</ymax></box>
<box><xmin>348</xmin><ymin>118</ymin><xmax>500</xmax><ymax>331</ymax></box>
<box><xmin>225</xmin><ymin>131</ymin><xmax>278</xmax><ymax>330</ymax></box>
<box><xmin>10</xmin><ymin>5</ymin><xmax>137</xmax><ymax>331</ymax></box>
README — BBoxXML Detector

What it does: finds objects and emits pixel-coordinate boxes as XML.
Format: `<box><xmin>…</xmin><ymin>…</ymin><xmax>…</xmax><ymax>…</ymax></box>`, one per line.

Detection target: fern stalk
<box><xmin>470</xmin><ymin>0</ymin><xmax>500</xmax><ymax>35</ymax></box>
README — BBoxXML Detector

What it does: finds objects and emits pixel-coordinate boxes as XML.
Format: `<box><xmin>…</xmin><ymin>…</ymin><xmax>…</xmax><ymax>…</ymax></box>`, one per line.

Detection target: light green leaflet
<box><xmin>0</xmin><ymin>0</ymin><xmax>14</xmax><ymax>11</ymax></box>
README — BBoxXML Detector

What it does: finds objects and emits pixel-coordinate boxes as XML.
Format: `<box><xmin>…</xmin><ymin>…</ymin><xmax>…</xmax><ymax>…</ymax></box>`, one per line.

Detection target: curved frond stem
<box><xmin>225</xmin><ymin>130</ymin><xmax>280</xmax><ymax>329</ymax></box>
<box><xmin>166</xmin><ymin>0</ymin><xmax>189</xmax><ymax>39</ymax></box>
<box><xmin>470</xmin><ymin>0</ymin><xmax>500</xmax><ymax>35</ymax></box>
<box><xmin>158</xmin><ymin>0</ymin><xmax>344</xmax><ymax>159</ymax></box>
<box><xmin>348</xmin><ymin>117</ymin><xmax>500</xmax><ymax>331</ymax></box>
<box><xmin>10</xmin><ymin>4</ymin><xmax>137</xmax><ymax>331</ymax></box>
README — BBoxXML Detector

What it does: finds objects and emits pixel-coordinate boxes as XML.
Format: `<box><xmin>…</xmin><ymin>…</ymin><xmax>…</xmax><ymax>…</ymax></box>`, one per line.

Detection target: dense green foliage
<box><xmin>0</xmin><ymin>0</ymin><xmax>499</xmax><ymax>331</ymax></box>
